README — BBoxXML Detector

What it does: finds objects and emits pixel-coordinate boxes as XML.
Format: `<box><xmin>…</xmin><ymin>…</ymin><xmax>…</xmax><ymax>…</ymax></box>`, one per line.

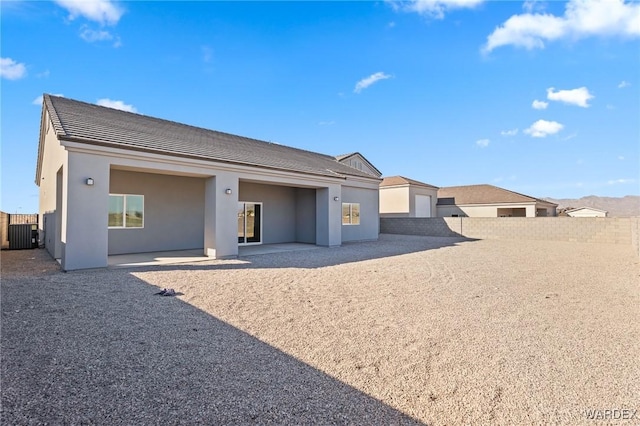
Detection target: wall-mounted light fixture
<box><xmin>86</xmin><ymin>178</ymin><xmax>94</xmax><ymax>186</ymax></box>
<box><xmin>334</xmin><ymin>196</ymin><xmax>340</xmax><ymax>202</ymax></box>
<box><xmin>225</xmin><ymin>188</ymin><xmax>232</xmax><ymax>195</ymax></box>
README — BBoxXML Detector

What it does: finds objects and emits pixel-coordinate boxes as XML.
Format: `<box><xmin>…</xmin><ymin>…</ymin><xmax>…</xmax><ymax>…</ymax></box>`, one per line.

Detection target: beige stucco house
<box><xmin>565</xmin><ymin>207</ymin><xmax>608</xmax><ymax>217</ymax></box>
<box><xmin>36</xmin><ymin>95</ymin><xmax>381</xmax><ymax>270</ymax></box>
<box><xmin>436</xmin><ymin>184</ymin><xmax>557</xmax><ymax>218</ymax></box>
<box><xmin>379</xmin><ymin>176</ymin><xmax>439</xmax><ymax>218</ymax></box>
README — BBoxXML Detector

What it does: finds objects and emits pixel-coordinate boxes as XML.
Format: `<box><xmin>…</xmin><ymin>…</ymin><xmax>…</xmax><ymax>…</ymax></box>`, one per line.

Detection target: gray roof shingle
<box><xmin>41</xmin><ymin>95</ymin><xmax>379</xmax><ymax>180</ymax></box>
<box><xmin>437</xmin><ymin>184</ymin><xmax>557</xmax><ymax>206</ymax></box>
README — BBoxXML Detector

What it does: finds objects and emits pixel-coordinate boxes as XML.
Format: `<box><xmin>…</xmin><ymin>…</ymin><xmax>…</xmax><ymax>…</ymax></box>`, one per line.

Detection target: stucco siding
<box><xmin>38</xmin><ymin>117</ymin><xmax>67</xmax><ymax>248</ymax></box>
<box><xmin>239</xmin><ymin>182</ymin><xmax>297</xmax><ymax>244</ymax></box>
<box><xmin>341</xmin><ymin>185</ymin><xmax>379</xmax><ymax>242</ymax></box>
<box><xmin>380</xmin><ymin>187</ymin><xmax>409</xmax><ymax>216</ymax></box>
<box><xmin>109</xmin><ymin>170</ymin><xmax>205</xmax><ymax>255</ymax></box>
<box><xmin>62</xmin><ymin>152</ymin><xmax>110</xmax><ymax>269</ymax></box>
<box><xmin>295</xmin><ymin>188</ymin><xmax>316</xmax><ymax>244</ymax></box>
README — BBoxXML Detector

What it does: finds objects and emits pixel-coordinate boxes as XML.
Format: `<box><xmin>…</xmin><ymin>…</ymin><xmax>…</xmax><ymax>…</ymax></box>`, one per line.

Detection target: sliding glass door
<box><xmin>238</xmin><ymin>202</ymin><xmax>262</xmax><ymax>245</ymax></box>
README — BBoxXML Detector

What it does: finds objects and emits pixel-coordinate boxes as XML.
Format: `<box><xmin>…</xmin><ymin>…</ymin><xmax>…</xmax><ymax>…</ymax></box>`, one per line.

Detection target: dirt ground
<box><xmin>2</xmin><ymin>235</ymin><xmax>639</xmax><ymax>425</ymax></box>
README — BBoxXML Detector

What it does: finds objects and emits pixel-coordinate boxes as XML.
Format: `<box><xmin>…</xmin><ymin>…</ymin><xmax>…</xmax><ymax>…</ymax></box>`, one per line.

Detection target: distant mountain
<box><xmin>544</xmin><ymin>195</ymin><xmax>640</xmax><ymax>217</ymax></box>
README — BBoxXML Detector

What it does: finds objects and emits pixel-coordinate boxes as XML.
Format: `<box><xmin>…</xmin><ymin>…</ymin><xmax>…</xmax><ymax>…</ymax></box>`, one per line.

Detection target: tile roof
<box><xmin>335</xmin><ymin>153</ymin><xmax>357</xmax><ymax>161</ymax></box>
<box><xmin>380</xmin><ymin>176</ymin><xmax>439</xmax><ymax>189</ymax></box>
<box><xmin>437</xmin><ymin>184</ymin><xmax>557</xmax><ymax>206</ymax></box>
<box><xmin>41</xmin><ymin>95</ymin><xmax>379</xmax><ymax>180</ymax></box>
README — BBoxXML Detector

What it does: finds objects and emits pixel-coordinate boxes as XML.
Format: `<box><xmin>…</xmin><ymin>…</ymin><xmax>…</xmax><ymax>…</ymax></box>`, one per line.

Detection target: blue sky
<box><xmin>1</xmin><ymin>0</ymin><xmax>639</xmax><ymax>214</ymax></box>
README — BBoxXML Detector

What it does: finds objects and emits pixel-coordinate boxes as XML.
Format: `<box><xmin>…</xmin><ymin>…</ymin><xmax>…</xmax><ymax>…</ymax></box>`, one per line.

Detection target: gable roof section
<box><xmin>380</xmin><ymin>176</ymin><xmax>439</xmax><ymax>189</ymax></box>
<box><xmin>437</xmin><ymin>184</ymin><xmax>557</xmax><ymax>206</ymax></box>
<box><xmin>39</xmin><ymin>95</ymin><xmax>379</xmax><ymax>181</ymax></box>
<box><xmin>335</xmin><ymin>152</ymin><xmax>382</xmax><ymax>177</ymax></box>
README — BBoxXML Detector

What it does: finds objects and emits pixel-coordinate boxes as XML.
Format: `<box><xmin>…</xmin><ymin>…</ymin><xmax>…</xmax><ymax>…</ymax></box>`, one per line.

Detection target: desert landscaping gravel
<box><xmin>2</xmin><ymin>234</ymin><xmax>639</xmax><ymax>425</ymax></box>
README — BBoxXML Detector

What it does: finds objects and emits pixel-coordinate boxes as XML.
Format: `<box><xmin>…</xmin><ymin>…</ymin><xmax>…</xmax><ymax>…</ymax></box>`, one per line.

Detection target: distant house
<box><xmin>565</xmin><ymin>207</ymin><xmax>608</xmax><ymax>217</ymax></box>
<box><xmin>36</xmin><ymin>95</ymin><xmax>381</xmax><ymax>270</ymax></box>
<box><xmin>379</xmin><ymin>176</ymin><xmax>439</xmax><ymax>218</ymax></box>
<box><xmin>436</xmin><ymin>184</ymin><xmax>557</xmax><ymax>217</ymax></box>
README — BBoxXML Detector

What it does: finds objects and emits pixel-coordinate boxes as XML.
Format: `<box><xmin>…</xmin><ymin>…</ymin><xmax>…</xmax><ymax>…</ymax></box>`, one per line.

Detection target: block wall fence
<box><xmin>380</xmin><ymin>217</ymin><xmax>640</xmax><ymax>257</ymax></box>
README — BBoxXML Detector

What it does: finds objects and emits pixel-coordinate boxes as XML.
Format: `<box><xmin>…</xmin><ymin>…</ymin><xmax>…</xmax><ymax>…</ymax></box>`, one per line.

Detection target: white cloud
<box><xmin>524</xmin><ymin>119</ymin><xmax>564</xmax><ymax>137</ymax></box>
<box><xmin>607</xmin><ymin>178</ymin><xmax>636</xmax><ymax>185</ymax></box>
<box><xmin>96</xmin><ymin>98</ymin><xmax>137</xmax><ymax>113</ymax></box>
<box><xmin>476</xmin><ymin>138</ymin><xmax>490</xmax><ymax>147</ymax></box>
<box><xmin>618</xmin><ymin>80</ymin><xmax>630</xmax><ymax>88</ymax></box>
<box><xmin>522</xmin><ymin>0</ymin><xmax>546</xmax><ymax>13</ymax></box>
<box><xmin>80</xmin><ymin>26</ymin><xmax>113</xmax><ymax>42</ymax></box>
<box><xmin>32</xmin><ymin>94</ymin><xmax>65</xmax><ymax>106</ymax></box>
<box><xmin>500</xmin><ymin>128</ymin><xmax>518</xmax><ymax>136</ymax></box>
<box><xmin>54</xmin><ymin>0</ymin><xmax>124</xmax><ymax>25</ymax></box>
<box><xmin>618</xmin><ymin>156</ymin><xmax>625</xmax><ymax>160</ymax></box>
<box><xmin>547</xmin><ymin>86</ymin><xmax>593</xmax><ymax>107</ymax></box>
<box><xmin>78</xmin><ymin>25</ymin><xmax>121</xmax><ymax>47</ymax></box>
<box><xmin>354</xmin><ymin>72</ymin><xmax>391</xmax><ymax>94</ymax></box>
<box><xmin>483</xmin><ymin>0</ymin><xmax>640</xmax><ymax>53</ymax></box>
<box><xmin>0</xmin><ymin>57</ymin><xmax>27</xmax><ymax>80</ymax></box>
<box><xmin>532</xmin><ymin>99</ymin><xmax>548</xmax><ymax>109</ymax></box>
<box><xmin>318</xmin><ymin>120</ymin><xmax>336</xmax><ymax>126</ymax></box>
<box><xmin>389</xmin><ymin>0</ymin><xmax>484</xmax><ymax>19</ymax></box>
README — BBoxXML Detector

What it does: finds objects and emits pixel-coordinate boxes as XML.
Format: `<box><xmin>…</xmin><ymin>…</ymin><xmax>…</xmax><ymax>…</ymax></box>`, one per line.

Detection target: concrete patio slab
<box><xmin>107</xmin><ymin>243</ymin><xmax>320</xmax><ymax>268</ymax></box>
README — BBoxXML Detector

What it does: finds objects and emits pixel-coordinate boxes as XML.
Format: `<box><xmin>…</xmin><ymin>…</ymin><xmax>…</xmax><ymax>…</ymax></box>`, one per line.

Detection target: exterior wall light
<box><xmin>334</xmin><ymin>196</ymin><xmax>340</xmax><ymax>201</ymax></box>
<box><xmin>225</xmin><ymin>188</ymin><xmax>232</xmax><ymax>195</ymax></box>
<box><xmin>86</xmin><ymin>178</ymin><xmax>94</xmax><ymax>186</ymax></box>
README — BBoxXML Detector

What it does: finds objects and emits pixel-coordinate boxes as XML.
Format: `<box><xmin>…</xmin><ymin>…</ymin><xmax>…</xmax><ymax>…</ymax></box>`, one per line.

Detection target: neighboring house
<box><xmin>565</xmin><ymin>207</ymin><xmax>608</xmax><ymax>217</ymax></box>
<box><xmin>379</xmin><ymin>176</ymin><xmax>439</xmax><ymax>218</ymax></box>
<box><xmin>36</xmin><ymin>95</ymin><xmax>381</xmax><ymax>270</ymax></box>
<box><xmin>436</xmin><ymin>184</ymin><xmax>557</xmax><ymax>217</ymax></box>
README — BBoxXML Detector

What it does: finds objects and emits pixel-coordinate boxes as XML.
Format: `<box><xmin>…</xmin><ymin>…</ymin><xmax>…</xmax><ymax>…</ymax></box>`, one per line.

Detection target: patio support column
<box><xmin>61</xmin><ymin>152</ymin><xmax>109</xmax><ymax>270</ymax></box>
<box><xmin>316</xmin><ymin>184</ymin><xmax>341</xmax><ymax>247</ymax></box>
<box><xmin>204</xmin><ymin>172</ymin><xmax>239</xmax><ymax>259</ymax></box>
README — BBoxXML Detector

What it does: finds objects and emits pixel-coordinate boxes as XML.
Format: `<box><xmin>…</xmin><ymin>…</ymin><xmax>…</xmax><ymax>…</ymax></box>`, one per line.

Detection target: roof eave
<box><xmin>58</xmin><ymin>135</ymin><xmax>357</xmax><ymax>181</ymax></box>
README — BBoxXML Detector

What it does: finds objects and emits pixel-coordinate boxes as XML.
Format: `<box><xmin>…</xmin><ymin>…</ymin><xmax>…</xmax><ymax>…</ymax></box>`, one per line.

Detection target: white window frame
<box><xmin>342</xmin><ymin>202</ymin><xmax>361</xmax><ymax>226</ymax></box>
<box><xmin>108</xmin><ymin>194</ymin><xmax>144</xmax><ymax>229</ymax></box>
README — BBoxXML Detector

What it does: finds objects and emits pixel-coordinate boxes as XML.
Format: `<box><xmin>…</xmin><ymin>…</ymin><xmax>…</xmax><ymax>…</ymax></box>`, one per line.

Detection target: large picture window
<box><xmin>342</xmin><ymin>203</ymin><xmax>360</xmax><ymax>225</ymax></box>
<box><xmin>109</xmin><ymin>194</ymin><xmax>144</xmax><ymax>228</ymax></box>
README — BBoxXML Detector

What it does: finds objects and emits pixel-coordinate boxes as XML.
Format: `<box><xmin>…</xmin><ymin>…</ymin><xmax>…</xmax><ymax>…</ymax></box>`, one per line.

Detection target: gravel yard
<box><xmin>2</xmin><ymin>234</ymin><xmax>639</xmax><ymax>425</ymax></box>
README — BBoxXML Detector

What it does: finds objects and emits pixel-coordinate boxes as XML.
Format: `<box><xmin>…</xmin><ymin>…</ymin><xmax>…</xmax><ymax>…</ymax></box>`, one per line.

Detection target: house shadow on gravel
<box><xmin>1</xmin><ymin>250</ymin><xmax>425</xmax><ymax>425</ymax></box>
<box><xmin>128</xmin><ymin>234</ymin><xmax>477</xmax><ymax>273</ymax></box>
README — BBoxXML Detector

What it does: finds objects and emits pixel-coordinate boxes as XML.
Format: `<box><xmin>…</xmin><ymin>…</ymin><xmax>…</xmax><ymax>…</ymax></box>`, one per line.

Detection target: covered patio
<box><xmin>107</xmin><ymin>243</ymin><xmax>321</xmax><ymax>268</ymax></box>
